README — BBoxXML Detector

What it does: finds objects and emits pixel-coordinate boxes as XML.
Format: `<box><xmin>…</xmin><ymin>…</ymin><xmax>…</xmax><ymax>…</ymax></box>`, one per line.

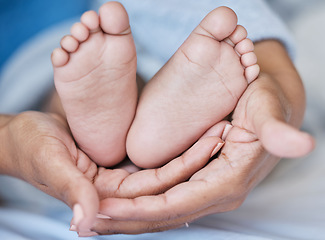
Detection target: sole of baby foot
<box><xmin>52</xmin><ymin>2</ymin><xmax>137</xmax><ymax>167</ymax></box>
<box><xmin>126</xmin><ymin>6</ymin><xmax>259</xmax><ymax>168</ymax></box>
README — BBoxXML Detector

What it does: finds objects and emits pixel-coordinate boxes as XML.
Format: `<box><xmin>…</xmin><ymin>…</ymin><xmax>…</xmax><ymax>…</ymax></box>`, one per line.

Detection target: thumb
<box><xmin>254</xmin><ymin>116</ymin><xmax>315</xmax><ymax>158</ymax></box>
<box><xmin>41</xmin><ymin>148</ymin><xmax>99</xmax><ymax>232</ymax></box>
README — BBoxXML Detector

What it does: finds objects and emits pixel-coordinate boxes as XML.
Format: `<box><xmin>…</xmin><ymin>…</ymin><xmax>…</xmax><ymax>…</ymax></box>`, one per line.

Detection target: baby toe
<box><xmin>51</xmin><ymin>48</ymin><xmax>69</xmax><ymax>67</ymax></box>
<box><xmin>71</xmin><ymin>22</ymin><xmax>89</xmax><ymax>42</ymax></box>
<box><xmin>245</xmin><ymin>64</ymin><xmax>260</xmax><ymax>83</ymax></box>
<box><xmin>235</xmin><ymin>38</ymin><xmax>254</xmax><ymax>56</ymax></box>
<box><xmin>60</xmin><ymin>35</ymin><xmax>79</xmax><ymax>53</ymax></box>
<box><xmin>229</xmin><ymin>25</ymin><xmax>247</xmax><ymax>45</ymax></box>
<box><xmin>241</xmin><ymin>52</ymin><xmax>257</xmax><ymax>68</ymax></box>
<box><xmin>81</xmin><ymin>10</ymin><xmax>100</xmax><ymax>32</ymax></box>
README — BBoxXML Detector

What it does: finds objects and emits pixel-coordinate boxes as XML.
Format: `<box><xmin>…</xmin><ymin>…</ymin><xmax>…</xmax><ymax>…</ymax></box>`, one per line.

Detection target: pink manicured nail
<box><xmin>222</xmin><ymin>124</ymin><xmax>233</xmax><ymax>140</ymax></box>
<box><xmin>96</xmin><ymin>213</ymin><xmax>112</xmax><ymax>219</ymax></box>
<box><xmin>210</xmin><ymin>142</ymin><xmax>224</xmax><ymax>158</ymax></box>
<box><xmin>73</xmin><ymin>204</ymin><xmax>84</xmax><ymax>227</ymax></box>
<box><xmin>78</xmin><ymin>231</ymin><xmax>99</xmax><ymax>237</ymax></box>
<box><xmin>70</xmin><ymin>225</ymin><xmax>77</xmax><ymax>231</ymax></box>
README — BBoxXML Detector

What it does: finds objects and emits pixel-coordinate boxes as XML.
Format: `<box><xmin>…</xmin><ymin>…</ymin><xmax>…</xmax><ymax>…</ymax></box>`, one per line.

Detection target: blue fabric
<box><xmin>0</xmin><ymin>0</ymin><xmax>90</xmax><ymax>72</ymax></box>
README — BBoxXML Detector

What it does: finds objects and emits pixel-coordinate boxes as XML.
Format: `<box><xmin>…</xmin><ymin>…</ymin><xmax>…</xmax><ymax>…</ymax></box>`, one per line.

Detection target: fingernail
<box><xmin>73</xmin><ymin>204</ymin><xmax>84</xmax><ymax>227</ymax></box>
<box><xmin>96</xmin><ymin>213</ymin><xmax>112</xmax><ymax>219</ymax></box>
<box><xmin>210</xmin><ymin>142</ymin><xmax>224</xmax><ymax>158</ymax></box>
<box><xmin>222</xmin><ymin>124</ymin><xmax>233</xmax><ymax>140</ymax></box>
<box><xmin>78</xmin><ymin>231</ymin><xmax>99</xmax><ymax>237</ymax></box>
<box><xmin>70</xmin><ymin>224</ymin><xmax>77</xmax><ymax>231</ymax></box>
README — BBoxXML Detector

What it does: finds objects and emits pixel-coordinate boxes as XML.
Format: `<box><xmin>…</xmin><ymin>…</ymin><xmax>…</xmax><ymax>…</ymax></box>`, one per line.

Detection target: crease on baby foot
<box><xmin>180</xmin><ymin>49</ymin><xmax>205</xmax><ymax>68</ymax></box>
<box><xmin>89</xmin><ymin>27</ymin><xmax>102</xmax><ymax>34</ymax></box>
<box><xmin>89</xmin><ymin>26</ymin><xmax>132</xmax><ymax>36</ymax></box>
<box><xmin>101</xmin><ymin>26</ymin><xmax>132</xmax><ymax>37</ymax></box>
<box><xmin>197</xmin><ymin>23</ymin><xmax>215</xmax><ymax>40</ymax></box>
<box><xmin>223</xmin><ymin>37</ymin><xmax>235</xmax><ymax>47</ymax></box>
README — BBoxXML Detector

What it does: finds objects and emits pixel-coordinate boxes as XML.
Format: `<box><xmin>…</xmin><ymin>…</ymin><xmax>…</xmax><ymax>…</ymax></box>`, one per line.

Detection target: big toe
<box><xmin>196</xmin><ymin>6</ymin><xmax>238</xmax><ymax>41</ymax></box>
<box><xmin>99</xmin><ymin>1</ymin><xmax>131</xmax><ymax>35</ymax></box>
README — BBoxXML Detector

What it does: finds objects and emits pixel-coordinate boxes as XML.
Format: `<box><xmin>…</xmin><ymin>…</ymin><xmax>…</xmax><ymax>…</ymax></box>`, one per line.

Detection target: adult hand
<box><xmin>82</xmin><ymin>125</ymin><xmax>224</xmax><ymax>237</ymax></box>
<box><xmin>90</xmin><ymin>42</ymin><xmax>315</xmax><ymax>235</ymax></box>
<box><xmin>0</xmin><ymin>111</ymin><xmax>100</xmax><ymax>232</ymax></box>
<box><xmin>0</xmin><ymin>111</ymin><xmax>223</xmax><ymax>236</ymax></box>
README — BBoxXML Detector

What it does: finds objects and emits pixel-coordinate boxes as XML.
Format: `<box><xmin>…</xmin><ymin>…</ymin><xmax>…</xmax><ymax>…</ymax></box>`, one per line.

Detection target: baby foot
<box><xmin>52</xmin><ymin>2</ymin><xmax>137</xmax><ymax>167</ymax></box>
<box><xmin>127</xmin><ymin>6</ymin><xmax>259</xmax><ymax>168</ymax></box>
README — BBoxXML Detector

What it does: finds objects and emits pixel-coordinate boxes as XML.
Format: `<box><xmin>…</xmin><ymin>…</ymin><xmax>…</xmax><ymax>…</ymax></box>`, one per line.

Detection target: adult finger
<box><xmin>90</xmin><ymin>217</ymin><xmax>184</xmax><ymax>236</ymax></box>
<box><xmin>232</xmin><ymin>76</ymin><xmax>315</xmax><ymax>158</ymax></box>
<box><xmin>32</xmin><ymin>147</ymin><xmax>99</xmax><ymax>232</ymax></box>
<box><xmin>248</xmin><ymin>85</ymin><xmax>314</xmax><ymax>158</ymax></box>
<box><xmin>99</xmin><ymin>180</ymin><xmax>211</xmax><ymax>221</ymax></box>
<box><xmin>95</xmin><ymin>126</ymin><xmax>279</xmax><ymax>235</ymax></box>
<box><xmin>95</xmin><ymin>135</ymin><xmax>224</xmax><ymax>199</ymax></box>
<box><xmin>98</xmin><ymin>125</ymin><xmax>268</xmax><ymax>221</ymax></box>
<box><xmin>256</xmin><ymin>118</ymin><xmax>315</xmax><ymax>158</ymax></box>
<box><xmin>98</xmin><ymin>150</ymin><xmax>240</xmax><ymax>221</ymax></box>
<box><xmin>92</xmin><ymin>199</ymin><xmax>240</xmax><ymax>235</ymax></box>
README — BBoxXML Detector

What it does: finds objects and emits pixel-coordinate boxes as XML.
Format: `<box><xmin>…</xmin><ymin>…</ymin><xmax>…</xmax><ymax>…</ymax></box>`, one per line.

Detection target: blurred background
<box><xmin>210</xmin><ymin>1</ymin><xmax>325</xmax><ymax>238</ymax></box>
<box><xmin>269</xmin><ymin>0</ymin><xmax>325</xmax><ymax>137</ymax></box>
<box><xmin>0</xmin><ymin>1</ymin><xmax>324</xmax><ymax>239</ymax></box>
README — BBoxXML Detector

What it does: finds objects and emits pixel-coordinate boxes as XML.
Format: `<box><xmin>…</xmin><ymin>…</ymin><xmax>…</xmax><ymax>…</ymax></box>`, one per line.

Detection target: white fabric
<box><xmin>1</xmin><ymin>1</ymin><xmax>325</xmax><ymax>239</ymax></box>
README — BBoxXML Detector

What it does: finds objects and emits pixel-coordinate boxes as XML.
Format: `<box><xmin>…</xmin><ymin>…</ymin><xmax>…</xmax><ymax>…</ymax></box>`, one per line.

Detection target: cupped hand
<box><xmin>90</xmin><ymin>73</ymin><xmax>315</xmax><ymax>235</ymax></box>
<box><xmin>0</xmin><ymin>111</ymin><xmax>224</xmax><ymax>236</ymax></box>
<box><xmin>1</xmin><ymin>111</ymin><xmax>100</xmax><ymax>232</ymax></box>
